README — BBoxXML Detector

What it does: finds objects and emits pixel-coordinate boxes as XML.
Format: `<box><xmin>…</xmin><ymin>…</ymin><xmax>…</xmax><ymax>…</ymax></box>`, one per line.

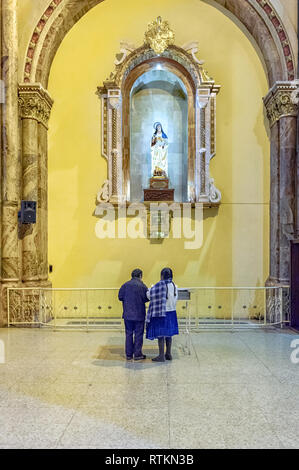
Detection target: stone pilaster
<box><xmin>97</xmin><ymin>82</ymin><xmax>127</xmax><ymax>203</ymax></box>
<box><xmin>195</xmin><ymin>86</ymin><xmax>221</xmax><ymax>204</ymax></box>
<box><xmin>199</xmin><ymin>104</ymin><xmax>207</xmax><ymax>196</ymax></box>
<box><xmin>38</xmin><ymin>124</ymin><xmax>49</xmax><ymax>281</ymax></box>
<box><xmin>18</xmin><ymin>83</ymin><xmax>53</xmax><ymax>285</ymax></box>
<box><xmin>1</xmin><ymin>0</ymin><xmax>20</xmax><ymax>326</ymax></box>
<box><xmin>196</xmin><ymin>94</ymin><xmax>209</xmax><ymax>201</ymax></box>
<box><xmin>107</xmin><ymin>90</ymin><xmax>123</xmax><ymax>203</ymax></box>
<box><xmin>264</xmin><ymin>81</ymin><xmax>298</xmax><ymax>286</ymax></box>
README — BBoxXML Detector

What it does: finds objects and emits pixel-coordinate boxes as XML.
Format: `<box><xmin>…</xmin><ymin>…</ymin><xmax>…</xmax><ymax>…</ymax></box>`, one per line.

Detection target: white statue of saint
<box><xmin>151</xmin><ymin>122</ymin><xmax>169</xmax><ymax>178</ymax></box>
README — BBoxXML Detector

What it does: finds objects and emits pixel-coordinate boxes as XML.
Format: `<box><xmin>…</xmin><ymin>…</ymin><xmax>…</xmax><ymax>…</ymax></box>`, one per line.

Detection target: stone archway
<box><xmin>0</xmin><ymin>0</ymin><xmax>298</xmax><ymax>324</ymax></box>
<box><xmin>21</xmin><ymin>0</ymin><xmax>296</xmax><ymax>87</ymax></box>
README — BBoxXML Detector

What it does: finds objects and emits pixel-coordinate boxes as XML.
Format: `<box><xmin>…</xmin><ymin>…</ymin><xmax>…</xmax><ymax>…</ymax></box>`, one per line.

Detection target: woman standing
<box><xmin>146</xmin><ymin>267</ymin><xmax>179</xmax><ymax>362</ymax></box>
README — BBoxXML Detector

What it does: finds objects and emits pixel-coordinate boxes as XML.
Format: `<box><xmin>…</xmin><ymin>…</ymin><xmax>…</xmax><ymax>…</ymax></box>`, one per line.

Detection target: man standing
<box><xmin>118</xmin><ymin>269</ymin><xmax>149</xmax><ymax>361</ymax></box>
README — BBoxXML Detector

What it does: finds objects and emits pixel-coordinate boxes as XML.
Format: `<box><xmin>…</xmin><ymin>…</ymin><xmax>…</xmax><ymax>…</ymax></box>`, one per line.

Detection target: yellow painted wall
<box><xmin>46</xmin><ymin>0</ymin><xmax>270</xmax><ymax>289</ymax></box>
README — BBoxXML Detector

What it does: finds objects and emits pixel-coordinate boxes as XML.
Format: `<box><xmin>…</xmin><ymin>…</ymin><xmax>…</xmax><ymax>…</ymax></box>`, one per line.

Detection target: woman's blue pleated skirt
<box><xmin>146</xmin><ymin>310</ymin><xmax>179</xmax><ymax>340</ymax></box>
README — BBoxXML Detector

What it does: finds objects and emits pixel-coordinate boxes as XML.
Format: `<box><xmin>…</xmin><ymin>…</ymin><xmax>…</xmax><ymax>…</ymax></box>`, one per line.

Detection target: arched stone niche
<box><xmin>129</xmin><ymin>67</ymin><xmax>189</xmax><ymax>203</ymax></box>
<box><xmin>96</xmin><ymin>42</ymin><xmax>221</xmax><ymax>206</ymax></box>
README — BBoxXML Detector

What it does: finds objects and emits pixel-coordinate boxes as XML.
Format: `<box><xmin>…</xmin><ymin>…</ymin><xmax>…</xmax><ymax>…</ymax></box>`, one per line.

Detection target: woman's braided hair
<box><xmin>161</xmin><ymin>267</ymin><xmax>176</xmax><ymax>299</ymax></box>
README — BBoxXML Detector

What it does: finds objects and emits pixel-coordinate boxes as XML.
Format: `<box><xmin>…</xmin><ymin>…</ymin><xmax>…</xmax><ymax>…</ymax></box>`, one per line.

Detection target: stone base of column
<box><xmin>0</xmin><ymin>281</ymin><xmax>20</xmax><ymax>327</ymax></box>
<box><xmin>0</xmin><ymin>279</ymin><xmax>52</xmax><ymax>327</ymax></box>
<box><xmin>265</xmin><ymin>277</ymin><xmax>290</xmax><ymax>325</ymax></box>
<box><xmin>22</xmin><ymin>280</ymin><xmax>52</xmax><ymax>289</ymax></box>
<box><xmin>265</xmin><ymin>277</ymin><xmax>289</xmax><ymax>288</ymax></box>
<box><xmin>110</xmin><ymin>195</ymin><xmax>126</xmax><ymax>204</ymax></box>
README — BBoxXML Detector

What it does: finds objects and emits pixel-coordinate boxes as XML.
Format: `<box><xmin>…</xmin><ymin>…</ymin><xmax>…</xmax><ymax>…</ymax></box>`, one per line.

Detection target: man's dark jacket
<box><xmin>118</xmin><ymin>278</ymin><xmax>149</xmax><ymax>321</ymax></box>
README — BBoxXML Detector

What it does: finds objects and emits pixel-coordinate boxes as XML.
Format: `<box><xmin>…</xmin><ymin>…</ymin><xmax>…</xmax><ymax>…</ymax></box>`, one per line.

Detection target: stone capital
<box><xmin>264</xmin><ymin>81</ymin><xmax>298</xmax><ymax>128</ymax></box>
<box><xmin>109</xmin><ymin>97</ymin><xmax>122</xmax><ymax>110</ymax></box>
<box><xmin>108</xmin><ymin>88</ymin><xmax>122</xmax><ymax>110</ymax></box>
<box><xmin>18</xmin><ymin>83</ymin><xmax>54</xmax><ymax>128</ymax></box>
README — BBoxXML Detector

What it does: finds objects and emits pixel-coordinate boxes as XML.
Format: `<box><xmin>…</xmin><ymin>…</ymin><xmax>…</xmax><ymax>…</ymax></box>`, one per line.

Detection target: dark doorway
<box><xmin>291</xmin><ymin>241</ymin><xmax>299</xmax><ymax>329</ymax></box>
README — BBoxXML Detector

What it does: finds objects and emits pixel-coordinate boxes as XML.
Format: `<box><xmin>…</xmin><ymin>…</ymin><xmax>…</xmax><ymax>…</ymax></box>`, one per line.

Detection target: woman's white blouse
<box><xmin>146</xmin><ymin>283</ymin><xmax>178</xmax><ymax>312</ymax></box>
<box><xmin>165</xmin><ymin>283</ymin><xmax>178</xmax><ymax>312</ymax></box>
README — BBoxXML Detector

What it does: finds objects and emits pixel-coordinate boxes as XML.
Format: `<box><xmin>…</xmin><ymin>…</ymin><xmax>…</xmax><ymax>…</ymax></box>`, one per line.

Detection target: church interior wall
<box><xmin>40</xmin><ymin>0</ymin><xmax>270</xmax><ymax>289</ymax></box>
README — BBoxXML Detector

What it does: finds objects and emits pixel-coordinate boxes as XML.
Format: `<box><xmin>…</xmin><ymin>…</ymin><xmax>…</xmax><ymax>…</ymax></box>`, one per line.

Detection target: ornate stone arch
<box><xmin>114</xmin><ymin>45</ymin><xmax>204</xmax><ymax>89</ymax></box>
<box><xmin>22</xmin><ymin>0</ymin><xmax>296</xmax><ymax>88</ymax></box>
<box><xmin>209</xmin><ymin>0</ymin><xmax>296</xmax><ymax>83</ymax></box>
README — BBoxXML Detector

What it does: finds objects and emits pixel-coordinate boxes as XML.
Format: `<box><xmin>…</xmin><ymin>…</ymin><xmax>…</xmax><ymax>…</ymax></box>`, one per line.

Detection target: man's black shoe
<box><xmin>134</xmin><ymin>355</ymin><xmax>146</xmax><ymax>361</ymax></box>
<box><xmin>126</xmin><ymin>356</ymin><xmax>133</xmax><ymax>361</ymax></box>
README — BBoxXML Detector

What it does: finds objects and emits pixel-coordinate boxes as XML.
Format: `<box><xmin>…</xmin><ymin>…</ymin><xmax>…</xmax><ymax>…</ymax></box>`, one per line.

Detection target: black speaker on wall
<box><xmin>18</xmin><ymin>201</ymin><xmax>36</xmax><ymax>224</ymax></box>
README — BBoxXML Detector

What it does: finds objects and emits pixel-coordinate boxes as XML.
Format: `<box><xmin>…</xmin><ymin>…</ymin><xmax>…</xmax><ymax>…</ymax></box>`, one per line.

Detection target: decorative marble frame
<box><xmin>97</xmin><ymin>44</ymin><xmax>221</xmax><ymax>205</ymax></box>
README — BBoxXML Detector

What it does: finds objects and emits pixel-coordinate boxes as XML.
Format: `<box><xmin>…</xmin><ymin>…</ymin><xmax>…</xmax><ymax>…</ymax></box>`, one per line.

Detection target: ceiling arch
<box><xmin>22</xmin><ymin>0</ymin><xmax>295</xmax><ymax>88</ymax></box>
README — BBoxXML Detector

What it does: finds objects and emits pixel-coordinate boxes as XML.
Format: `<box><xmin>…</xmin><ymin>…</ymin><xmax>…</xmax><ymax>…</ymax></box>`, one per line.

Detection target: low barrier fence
<box><xmin>7</xmin><ymin>286</ymin><xmax>290</xmax><ymax>331</ymax></box>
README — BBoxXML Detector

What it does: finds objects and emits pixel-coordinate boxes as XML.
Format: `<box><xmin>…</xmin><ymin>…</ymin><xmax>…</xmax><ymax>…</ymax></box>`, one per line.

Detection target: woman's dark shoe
<box><xmin>152</xmin><ymin>337</ymin><xmax>165</xmax><ymax>362</ymax></box>
<box><xmin>165</xmin><ymin>353</ymin><xmax>172</xmax><ymax>360</ymax></box>
<box><xmin>152</xmin><ymin>355</ymin><xmax>165</xmax><ymax>362</ymax></box>
<box><xmin>126</xmin><ymin>356</ymin><xmax>133</xmax><ymax>361</ymax></box>
<box><xmin>152</xmin><ymin>337</ymin><xmax>165</xmax><ymax>361</ymax></box>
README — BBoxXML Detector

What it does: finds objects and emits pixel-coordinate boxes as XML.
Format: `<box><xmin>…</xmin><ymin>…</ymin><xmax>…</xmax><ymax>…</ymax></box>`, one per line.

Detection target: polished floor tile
<box><xmin>0</xmin><ymin>327</ymin><xmax>298</xmax><ymax>448</ymax></box>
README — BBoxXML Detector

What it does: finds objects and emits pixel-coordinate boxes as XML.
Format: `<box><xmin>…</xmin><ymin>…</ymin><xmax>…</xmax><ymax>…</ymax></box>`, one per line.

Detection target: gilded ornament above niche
<box><xmin>144</xmin><ymin>16</ymin><xmax>175</xmax><ymax>55</ymax></box>
<box><xmin>96</xmin><ymin>17</ymin><xmax>221</xmax><ymax>207</ymax></box>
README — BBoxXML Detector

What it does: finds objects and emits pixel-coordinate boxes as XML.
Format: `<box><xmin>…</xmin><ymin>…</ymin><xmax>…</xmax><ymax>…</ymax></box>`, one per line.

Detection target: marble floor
<box><xmin>0</xmin><ymin>327</ymin><xmax>299</xmax><ymax>449</ymax></box>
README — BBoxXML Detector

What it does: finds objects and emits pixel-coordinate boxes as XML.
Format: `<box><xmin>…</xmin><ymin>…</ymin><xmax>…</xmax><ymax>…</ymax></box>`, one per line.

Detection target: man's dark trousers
<box><xmin>124</xmin><ymin>320</ymin><xmax>145</xmax><ymax>358</ymax></box>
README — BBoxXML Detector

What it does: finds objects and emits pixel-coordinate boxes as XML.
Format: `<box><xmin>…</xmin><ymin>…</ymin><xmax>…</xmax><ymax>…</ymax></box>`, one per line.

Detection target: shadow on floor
<box><xmin>91</xmin><ymin>344</ymin><xmax>180</xmax><ymax>368</ymax></box>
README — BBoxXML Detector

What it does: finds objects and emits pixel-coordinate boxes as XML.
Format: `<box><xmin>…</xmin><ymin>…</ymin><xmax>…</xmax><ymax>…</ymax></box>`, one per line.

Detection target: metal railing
<box><xmin>183</xmin><ymin>286</ymin><xmax>290</xmax><ymax>329</ymax></box>
<box><xmin>7</xmin><ymin>286</ymin><xmax>290</xmax><ymax>331</ymax></box>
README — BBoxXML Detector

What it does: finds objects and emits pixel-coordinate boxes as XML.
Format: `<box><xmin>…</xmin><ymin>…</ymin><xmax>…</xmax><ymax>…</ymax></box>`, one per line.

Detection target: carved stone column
<box><xmin>18</xmin><ymin>84</ymin><xmax>53</xmax><ymax>285</ymax></box>
<box><xmin>1</xmin><ymin>0</ymin><xmax>20</xmax><ymax>325</ymax></box>
<box><xmin>196</xmin><ymin>94</ymin><xmax>208</xmax><ymax>202</ymax></box>
<box><xmin>109</xmin><ymin>91</ymin><xmax>123</xmax><ymax>203</ymax></box>
<box><xmin>196</xmin><ymin>87</ymin><xmax>221</xmax><ymax>203</ymax></box>
<box><xmin>264</xmin><ymin>82</ymin><xmax>298</xmax><ymax>286</ymax></box>
<box><xmin>97</xmin><ymin>84</ymin><xmax>124</xmax><ymax>204</ymax></box>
